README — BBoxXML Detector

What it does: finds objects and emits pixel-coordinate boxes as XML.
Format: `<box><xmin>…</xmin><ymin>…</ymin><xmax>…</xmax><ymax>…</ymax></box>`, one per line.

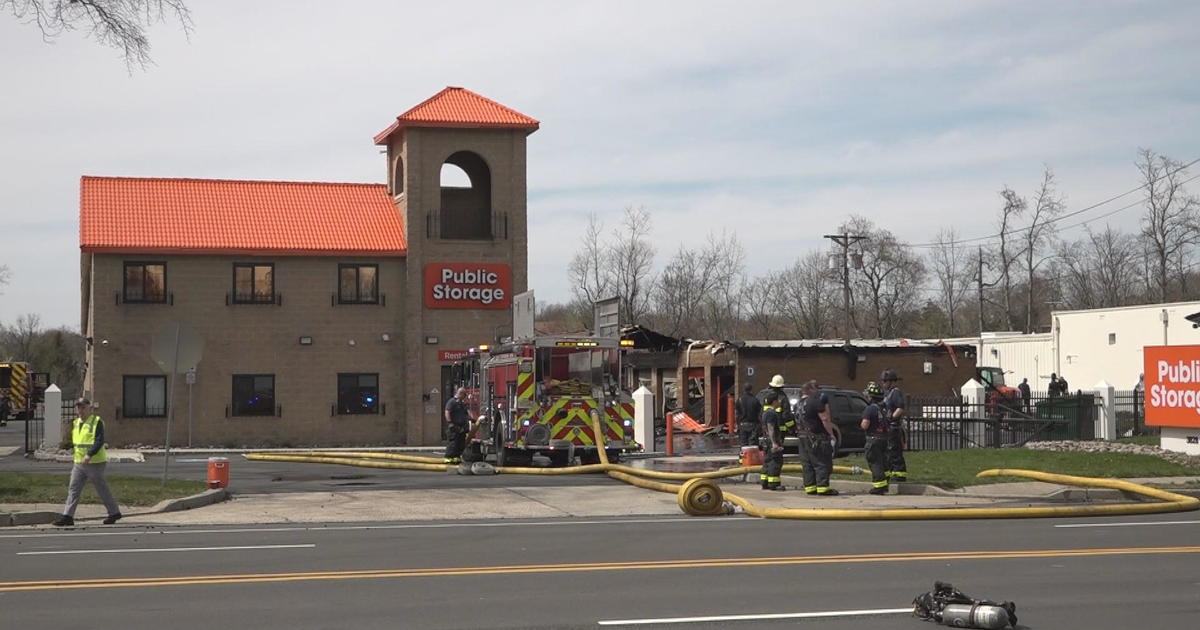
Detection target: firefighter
<box><xmin>0</xmin><ymin>395</ymin><xmax>9</xmax><ymax>427</ymax></box>
<box><xmin>798</xmin><ymin>380</ymin><xmax>838</xmax><ymax>496</ymax></box>
<box><xmin>759</xmin><ymin>391</ymin><xmax>785</xmax><ymax>490</ymax></box>
<box><xmin>759</xmin><ymin>374</ymin><xmax>796</xmax><ymax>438</ymax></box>
<box><xmin>881</xmin><ymin>368</ymin><xmax>908</xmax><ymax>482</ymax></box>
<box><xmin>860</xmin><ymin>381</ymin><xmax>890</xmax><ymax>495</ymax></box>
<box><xmin>735</xmin><ymin>383</ymin><xmax>762</xmax><ymax>447</ymax></box>
<box><xmin>443</xmin><ymin>387</ymin><xmax>471</xmax><ymax>464</ymax></box>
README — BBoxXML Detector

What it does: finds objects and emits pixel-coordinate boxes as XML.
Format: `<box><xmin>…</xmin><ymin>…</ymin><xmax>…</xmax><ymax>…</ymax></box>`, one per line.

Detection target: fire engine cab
<box><xmin>456</xmin><ymin>293</ymin><xmax>642</xmax><ymax>466</ymax></box>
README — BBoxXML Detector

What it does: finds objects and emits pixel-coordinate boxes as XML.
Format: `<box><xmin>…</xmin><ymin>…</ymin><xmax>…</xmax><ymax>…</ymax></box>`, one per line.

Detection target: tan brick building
<box><xmin>80</xmin><ymin>87</ymin><xmax>537</xmax><ymax>447</ymax></box>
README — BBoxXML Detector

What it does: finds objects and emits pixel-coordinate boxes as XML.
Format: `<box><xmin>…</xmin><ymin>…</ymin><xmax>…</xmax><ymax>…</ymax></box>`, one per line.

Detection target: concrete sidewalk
<box><xmin>9</xmin><ymin>473</ymin><xmax>1188</xmax><ymax>528</ymax></box>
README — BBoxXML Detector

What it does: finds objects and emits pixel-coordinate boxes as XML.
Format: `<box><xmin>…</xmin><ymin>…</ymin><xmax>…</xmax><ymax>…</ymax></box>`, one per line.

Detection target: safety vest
<box><xmin>72</xmin><ymin>414</ymin><xmax>108</xmax><ymax>464</ymax></box>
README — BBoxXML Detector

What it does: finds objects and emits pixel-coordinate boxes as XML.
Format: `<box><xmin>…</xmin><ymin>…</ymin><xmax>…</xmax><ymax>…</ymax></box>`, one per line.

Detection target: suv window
<box><xmin>831</xmin><ymin>395</ymin><xmax>850</xmax><ymax>414</ymax></box>
<box><xmin>848</xmin><ymin>396</ymin><xmax>867</xmax><ymax>414</ymax></box>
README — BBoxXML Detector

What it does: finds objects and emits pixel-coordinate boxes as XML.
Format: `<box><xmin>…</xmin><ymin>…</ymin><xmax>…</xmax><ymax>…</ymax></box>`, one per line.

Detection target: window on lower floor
<box><xmin>123</xmin><ymin>375</ymin><xmax>166</xmax><ymax>417</ymax></box>
<box><xmin>337</xmin><ymin>373</ymin><xmax>379</xmax><ymax>414</ymax></box>
<box><xmin>123</xmin><ymin>262</ymin><xmax>166</xmax><ymax>303</ymax></box>
<box><xmin>233</xmin><ymin>263</ymin><xmax>275</xmax><ymax>304</ymax></box>
<box><xmin>338</xmin><ymin>264</ymin><xmax>378</xmax><ymax>304</ymax></box>
<box><xmin>233</xmin><ymin>374</ymin><xmax>275</xmax><ymax>417</ymax></box>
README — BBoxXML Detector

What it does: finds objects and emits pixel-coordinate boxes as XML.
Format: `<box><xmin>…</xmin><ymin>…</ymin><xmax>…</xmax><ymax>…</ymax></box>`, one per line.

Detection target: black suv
<box><xmin>779</xmin><ymin>385</ymin><xmax>869</xmax><ymax>456</ymax></box>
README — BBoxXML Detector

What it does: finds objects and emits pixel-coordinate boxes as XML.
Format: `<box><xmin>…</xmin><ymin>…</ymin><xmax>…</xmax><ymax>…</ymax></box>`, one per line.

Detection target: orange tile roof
<box><xmin>80</xmin><ymin>176</ymin><xmax>406</xmax><ymax>256</ymax></box>
<box><xmin>374</xmin><ymin>86</ymin><xmax>539</xmax><ymax>144</ymax></box>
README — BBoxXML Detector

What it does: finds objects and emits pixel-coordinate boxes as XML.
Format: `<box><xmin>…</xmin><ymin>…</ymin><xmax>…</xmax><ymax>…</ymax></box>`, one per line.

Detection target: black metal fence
<box><xmin>905</xmin><ymin>392</ymin><xmax>1100</xmax><ymax>450</ymax></box>
<box><xmin>1113</xmin><ymin>389</ymin><xmax>1153</xmax><ymax>436</ymax></box>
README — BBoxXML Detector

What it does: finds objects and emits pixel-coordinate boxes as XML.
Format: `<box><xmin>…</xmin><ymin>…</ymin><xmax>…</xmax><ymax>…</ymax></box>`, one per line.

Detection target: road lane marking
<box><xmin>0</xmin><ymin>517</ymin><xmax>749</xmax><ymax>539</ymax></box>
<box><xmin>1055</xmin><ymin>519</ymin><xmax>1200</xmax><ymax>528</ymax></box>
<box><xmin>598</xmin><ymin>607</ymin><xmax>912</xmax><ymax>625</ymax></box>
<box><xmin>2</xmin><ymin>545</ymin><xmax>1198</xmax><ymax>592</ymax></box>
<box><xmin>17</xmin><ymin>544</ymin><xmax>315</xmax><ymax>556</ymax></box>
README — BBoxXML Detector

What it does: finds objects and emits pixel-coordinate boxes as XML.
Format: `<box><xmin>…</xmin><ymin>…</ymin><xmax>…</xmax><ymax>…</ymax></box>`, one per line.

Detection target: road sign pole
<box><xmin>162</xmin><ymin>323</ymin><xmax>181</xmax><ymax>485</ymax></box>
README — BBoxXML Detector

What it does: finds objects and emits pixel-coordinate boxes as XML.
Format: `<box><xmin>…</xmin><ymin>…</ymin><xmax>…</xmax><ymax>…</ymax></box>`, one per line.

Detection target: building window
<box><xmin>338</xmin><ymin>264</ymin><xmax>378</xmax><ymax>304</ymax></box>
<box><xmin>123</xmin><ymin>262</ymin><xmax>166</xmax><ymax>303</ymax></box>
<box><xmin>123</xmin><ymin>375</ymin><xmax>166</xmax><ymax>417</ymax></box>
<box><xmin>233</xmin><ymin>374</ymin><xmax>275</xmax><ymax>417</ymax></box>
<box><xmin>233</xmin><ymin>263</ymin><xmax>275</xmax><ymax>304</ymax></box>
<box><xmin>1108</xmin><ymin>332</ymin><xmax>1117</xmax><ymax>345</ymax></box>
<box><xmin>337</xmin><ymin>373</ymin><xmax>379</xmax><ymax>414</ymax></box>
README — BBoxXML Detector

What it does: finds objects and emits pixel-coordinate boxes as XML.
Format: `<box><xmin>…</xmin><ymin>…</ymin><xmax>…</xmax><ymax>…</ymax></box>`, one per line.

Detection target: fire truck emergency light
<box><xmin>555</xmin><ymin>340</ymin><xmax>599</xmax><ymax>347</ymax></box>
<box><xmin>620</xmin><ymin>339</ymin><xmax>635</xmax><ymax>347</ymax></box>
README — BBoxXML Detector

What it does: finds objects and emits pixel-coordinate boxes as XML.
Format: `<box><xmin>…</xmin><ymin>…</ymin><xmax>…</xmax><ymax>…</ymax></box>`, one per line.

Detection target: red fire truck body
<box><xmin>465</xmin><ymin>335</ymin><xmax>641</xmax><ymax>466</ymax></box>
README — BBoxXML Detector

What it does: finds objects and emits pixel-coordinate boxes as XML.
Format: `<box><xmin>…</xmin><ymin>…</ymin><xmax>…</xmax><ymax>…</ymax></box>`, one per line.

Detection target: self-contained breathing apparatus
<box><xmin>912</xmin><ymin>581</ymin><xmax>1017</xmax><ymax>629</ymax></box>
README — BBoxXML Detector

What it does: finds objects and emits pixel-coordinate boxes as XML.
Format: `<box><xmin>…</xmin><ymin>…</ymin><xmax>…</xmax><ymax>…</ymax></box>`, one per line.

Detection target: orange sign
<box><xmin>1144</xmin><ymin>345</ymin><xmax>1200</xmax><ymax>428</ymax></box>
<box><xmin>424</xmin><ymin>263</ymin><xmax>511</xmax><ymax>309</ymax></box>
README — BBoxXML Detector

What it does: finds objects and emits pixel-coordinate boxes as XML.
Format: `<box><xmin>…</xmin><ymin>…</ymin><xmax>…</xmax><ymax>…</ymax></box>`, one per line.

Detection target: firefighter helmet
<box><xmin>880</xmin><ymin>368</ymin><xmax>900</xmax><ymax>382</ymax></box>
<box><xmin>864</xmin><ymin>381</ymin><xmax>884</xmax><ymax>400</ymax></box>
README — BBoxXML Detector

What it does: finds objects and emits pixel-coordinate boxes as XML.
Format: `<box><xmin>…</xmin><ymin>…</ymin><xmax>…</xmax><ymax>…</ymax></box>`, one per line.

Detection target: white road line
<box><xmin>17</xmin><ymin>544</ymin><xmax>315</xmax><ymax>555</ymax></box>
<box><xmin>0</xmin><ymin>516</ymin><xmax>751</xmax><ymax>539</ymax></box>
<box><xmin>598</xmin><ymin>607</ymin><xmax>912</xmax><ymax>625</ymax></box>
<box><xmin>1055</xmin><ymin>519</ymin><xmax>1200</xmax><ymax>529</ymax></box>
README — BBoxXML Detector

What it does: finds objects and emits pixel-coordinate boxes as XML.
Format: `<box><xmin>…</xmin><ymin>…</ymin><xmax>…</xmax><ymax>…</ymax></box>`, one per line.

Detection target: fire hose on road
<box><xmin>244</xmin><ymin>413</ymin><xmax>1200</xmax><ymax>521</ymax></box>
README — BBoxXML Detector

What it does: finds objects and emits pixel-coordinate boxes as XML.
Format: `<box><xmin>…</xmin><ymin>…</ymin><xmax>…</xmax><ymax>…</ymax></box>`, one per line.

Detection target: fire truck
<box><xmin>463</xmin><ymin>335</ymin><xmax>641</xmax><ymax>467</ymax></box>
<box><xmin>1</xmin><ymin>362</ymin><xmax>49</xmax><ymax>422</ymax></box>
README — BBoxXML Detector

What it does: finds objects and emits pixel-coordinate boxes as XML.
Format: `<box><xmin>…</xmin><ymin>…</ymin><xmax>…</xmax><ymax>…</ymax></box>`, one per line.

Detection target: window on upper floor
<box><xmin>232</xmin><ymin>374</ymin><xmax>275</xmax><ymax>417</ymax></box>
<box><xmin>338</xmin><ymin>264</ymin><xmax>378</xmax><ymax>304</ymax></box>
<box><xmin>123</xmin><ymin>262</ymin><xmax>166</xmax><ymax>303</ymax></box>
<box><xmin>123</xmin><ymin>375</ymin><xmax>166</xmax><ymax>418</ymax></box>
<box><xmin>233</xmin><ymin>263</ymin><xmax>275</xmax><ymax>304</ymax></box>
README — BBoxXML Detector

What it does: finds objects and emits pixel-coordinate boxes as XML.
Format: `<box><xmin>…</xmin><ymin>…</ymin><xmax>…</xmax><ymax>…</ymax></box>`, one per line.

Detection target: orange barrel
<box><xmin>207</xmin><ymin>456</ymin><xmax>230</xmax><ymax>489</ymax></box>
<box><xmin>740</xmin><ymin>446</ymin><xmax>763</xmax><ymax>467</ymax></box>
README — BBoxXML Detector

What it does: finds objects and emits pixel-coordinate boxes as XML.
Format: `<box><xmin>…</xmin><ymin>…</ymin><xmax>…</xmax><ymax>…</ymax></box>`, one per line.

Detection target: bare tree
<box><xmin>651</xmin><ymin>231</ymin><xmax>744</xmax><ymax>339</ymax></box>
<box><xmin>609</xmin><ymin>206</ymin><xmax>656</xmax><ymax>325</ymax></box>
<box><xmin>926</xmin><ymin>228</ymin><xmax>972</xmax><ymax>336</ymax></box>
<box><xmin>4</xmin><ymin>0</ymin><xmax>192</xmax><ymax>68</ymax></box>
<box><xmin>1137</xmin><ymin>148</ymin><xmax>1199</xmax><ymax>303</ymax></box>
<box><xmin>991</xmin><ymin>187</ymin><xmax>1026</xmax><ymax>330</ymax></box>
<box><xmin>0</xmin><ymin>313</ymin><xmax>42</xmax><ymax>361</ymax></box>
<box><xmin>567</xmin><ymin>213</ymin><xmax>612</xmax><ymax>324</ymax></box>
<box><xmin>0</xmin><ymin>264</ymin><xmax>9</xmax><ymax>293</ymax></box>
<box><xmin>777</xmin><ymin>252</ymin><xmax>835</xmax><ymax>338</ymax></box>
<box><xmin>841</xmin><ymin>216</ymin><xmax>926</xmax><ymax>338</ymax></box>
<box><xmin>1056</xmin><ymin>226</ymin><xmax>1140</xmax><ymax>309</ymax></box>
<box><xmin>1022</xmin><ymin>167</ymin><xmax>1065</xmax><ymax>332</ymax></box>
<box><xmin>741</xmin><ymin>272</ymin><xmax>780</xmax><ymax>339</ymax></box>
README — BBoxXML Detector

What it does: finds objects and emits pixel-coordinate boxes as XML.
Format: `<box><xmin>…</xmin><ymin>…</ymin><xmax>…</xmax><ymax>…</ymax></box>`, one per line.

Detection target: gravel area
<box><xmin>1026</xmin><ymin>440</ymin><xmax>1200</xmax><ymax>468</ymax></box>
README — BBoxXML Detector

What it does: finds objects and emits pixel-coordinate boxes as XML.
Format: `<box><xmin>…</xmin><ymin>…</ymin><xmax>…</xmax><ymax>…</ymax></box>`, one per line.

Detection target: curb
<box><xmin>0</xmin><ymin>488</ymin><xmax>230</xmax><ymax>527</ymax></box>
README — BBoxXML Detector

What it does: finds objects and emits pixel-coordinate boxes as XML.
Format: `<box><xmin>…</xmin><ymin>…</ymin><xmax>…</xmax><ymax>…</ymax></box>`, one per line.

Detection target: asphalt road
<box><xmin>3</xmin><ymin>512</ymin><xmax>1199</xmax><ymax>629</ymax></box>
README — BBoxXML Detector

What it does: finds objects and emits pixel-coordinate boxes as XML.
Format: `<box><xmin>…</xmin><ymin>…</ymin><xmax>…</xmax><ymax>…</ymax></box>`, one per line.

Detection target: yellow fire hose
<box><xmin>244</xmin><ymin>414</ymin><xmax>1200</xmax><ymax>520</ymax></box>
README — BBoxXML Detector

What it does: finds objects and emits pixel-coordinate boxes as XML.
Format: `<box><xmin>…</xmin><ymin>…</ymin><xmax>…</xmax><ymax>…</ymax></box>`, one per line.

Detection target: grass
<box><xmin>1116</xmin><ymin>435</ymin><xmax>1162</xmax><ymax>446</ymax></box>
<box><xmin>832</xmin><ymin>448</ymin><xmax>1200</xmax><ymax>489</ymax></box>
<box><xmin>0</xmin><ymin>473</ymin><xmax>208</xmax><ymax>507</ymax></box>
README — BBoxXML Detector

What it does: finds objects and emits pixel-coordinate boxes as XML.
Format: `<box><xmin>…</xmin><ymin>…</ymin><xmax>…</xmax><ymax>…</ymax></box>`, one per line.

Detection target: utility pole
<box><xmin>824</xmin><ymin>232</ymin><xmax>869</xmax><ymax>343</ymax></box>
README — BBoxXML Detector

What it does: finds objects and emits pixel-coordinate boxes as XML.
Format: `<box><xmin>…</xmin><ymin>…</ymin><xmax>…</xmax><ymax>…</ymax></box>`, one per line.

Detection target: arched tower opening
<box><xmin>439</xmin><ymin>150</ymin><xmax>491</xmax><ymax>239</ymax></box>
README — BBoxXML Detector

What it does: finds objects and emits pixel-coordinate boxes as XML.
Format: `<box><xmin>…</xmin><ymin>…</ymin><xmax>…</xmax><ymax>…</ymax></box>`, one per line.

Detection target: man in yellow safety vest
<box><xmin>53</xmin><ymin>399</ymin><xmax>122</xmax><ymax>527</ymax></box>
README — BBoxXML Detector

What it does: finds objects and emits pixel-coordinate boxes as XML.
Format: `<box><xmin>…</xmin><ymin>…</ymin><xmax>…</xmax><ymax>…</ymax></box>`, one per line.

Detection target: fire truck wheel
<box><xmin>494</xmin><ymin>444</ymin><xmax>506</xmax><ymax>468</ymax></box>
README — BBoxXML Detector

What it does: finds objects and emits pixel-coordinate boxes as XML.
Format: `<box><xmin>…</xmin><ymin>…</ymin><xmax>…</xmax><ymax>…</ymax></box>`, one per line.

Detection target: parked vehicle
<box><xmin>780</xmin><ymin>385</ymin><xmax>869</xmax><ymax>456</ymax></box>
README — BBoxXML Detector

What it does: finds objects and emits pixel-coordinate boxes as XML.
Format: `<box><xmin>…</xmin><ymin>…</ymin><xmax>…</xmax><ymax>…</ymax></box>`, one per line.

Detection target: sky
<box><xmin>2</xmin><ymin>0</ymin><xmax>1198</xmax><ymax>330</ymax></box>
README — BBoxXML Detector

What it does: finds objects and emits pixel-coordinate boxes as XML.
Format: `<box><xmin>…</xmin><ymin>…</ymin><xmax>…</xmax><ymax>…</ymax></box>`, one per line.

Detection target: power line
<box><xmin>905</xmin><ymin>157</ymin><xmax>1200</xmax><ymax>250</ymax></box>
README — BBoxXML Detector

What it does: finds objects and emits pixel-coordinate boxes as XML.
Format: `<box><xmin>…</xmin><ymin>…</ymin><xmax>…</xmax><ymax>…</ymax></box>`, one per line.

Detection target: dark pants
<box><xmin>864</xmin><ymin>435</ymin><xmax>889</xmax><ymax>488</ymax></box>
<box><xmin>738</xmin><ymin>422</ymin><xmax>761</xmax><ymax>447</ymax></box>
<box><xmin>798</xmin><ymin>433</ymin><xmax>833</xmax><ymax>493</ymax></box>
<box><xmin>761</xmin><ymin>446</ymin><xmax>784</xmax><ymax>488</ymax></box>
<box><xmin>886</xmin><ymin>426</ymin><xmax>907</xmax><ymax>479</ymax></box>
<box><xmin>444</xmin><ymin>423</ymin><xmax>468</xmax><ymax>461</ymax></box>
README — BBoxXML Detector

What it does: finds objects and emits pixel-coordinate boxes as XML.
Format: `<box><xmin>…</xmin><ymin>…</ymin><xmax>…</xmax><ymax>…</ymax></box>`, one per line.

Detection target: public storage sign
<box><xmin>1144</xmin><ymin>345</ymin><xmax>1200</xmax><ymax>428</ymax></box>
<box><xmin>425</xmin><ymin>263</ymin><xmax>511</xmax><ymax>309</ymax></box>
